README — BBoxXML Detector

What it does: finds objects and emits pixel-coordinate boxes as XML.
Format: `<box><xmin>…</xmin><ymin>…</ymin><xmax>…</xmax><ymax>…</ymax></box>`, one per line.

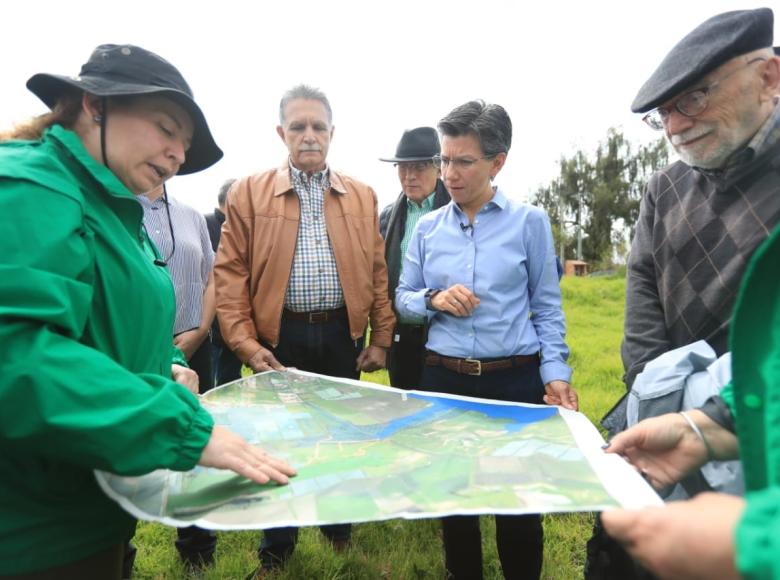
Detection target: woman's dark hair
<box><xmin>438</xmin><ymin>100</ymin><xmax>512</xmax><ymax>156</ymax></box>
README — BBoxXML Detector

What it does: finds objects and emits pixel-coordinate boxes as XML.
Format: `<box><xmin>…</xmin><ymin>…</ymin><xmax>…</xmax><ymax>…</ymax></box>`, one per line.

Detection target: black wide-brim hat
<box><xmin>380</xmin><ymin>126</ymin><xmax>440</xmax><ymax>162</ymax></box>
<box><xmin>26</xmin><ymin>44</ymin><xmax>222</xmax><ymax>175</ymax></box>
<box><xmin>632</xmin><ymin>8</ymin><xmax>774</xmax><ymax>113</ymax></box>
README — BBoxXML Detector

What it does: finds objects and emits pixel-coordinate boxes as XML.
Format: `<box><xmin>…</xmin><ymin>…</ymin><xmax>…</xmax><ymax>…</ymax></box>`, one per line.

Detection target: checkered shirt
<box><xmin>623</xmin><ymin>104</ymin><xmax>780</xmax><ymax>386</ymax></box>
<box><xmin>284</xmin><ymin>164</ymin><xmax>344</xmax><ymax>312</ymax></box>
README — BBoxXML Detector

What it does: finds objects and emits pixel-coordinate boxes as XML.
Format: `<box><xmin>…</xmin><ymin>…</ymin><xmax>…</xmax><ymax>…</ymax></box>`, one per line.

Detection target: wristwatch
<box><xmin>424</xmin><ymin>288</ymin><xmax>442</xmax><ymax>311</ymax></box>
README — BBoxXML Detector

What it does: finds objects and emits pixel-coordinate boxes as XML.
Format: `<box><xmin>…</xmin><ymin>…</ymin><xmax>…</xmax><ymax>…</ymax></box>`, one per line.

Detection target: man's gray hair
<box><xmin>218</xmin><ymin>178</ymin><xmax>236</xmax><ymax>207</ymax></box>
<box><xmin>279</xmin><ymin>84</ymin><xmax>333</xmax><ymax>124</ymax></box>
<box><xmin>438</xmin><ymin>100</ymin><xmax>512</xmax><ymax>156</ymax></box>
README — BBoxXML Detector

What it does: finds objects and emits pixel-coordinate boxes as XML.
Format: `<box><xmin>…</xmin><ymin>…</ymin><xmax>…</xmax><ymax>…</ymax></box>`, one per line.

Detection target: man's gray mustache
<box><xmin>670</xmin><ymin>125</ymin><xmax>713</xmax><ymax>146</ymax></box>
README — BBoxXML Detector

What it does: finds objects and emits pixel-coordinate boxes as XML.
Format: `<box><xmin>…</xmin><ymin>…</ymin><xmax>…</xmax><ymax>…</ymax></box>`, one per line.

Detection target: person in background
<box><xmin>378</xmin><ymin>127</ymin><xmax>450</xmax><ymax>389</ymax></box>
<box><xmin>589</xmin><ymin>9</ymin><xmax>780</xmax><ymax>578</ymax></box>
<box><xmin>395</xmin><ymin>100</ymin><xmax>578</xmax><ymax>580</ymax></box>
<box><xmin>137</xmin><ymin>182</ymin><xmax>217</xmax><ymax>571</ymax></box>
<box><xmin>205</xmin><ymin>178</ymin><xmax>243</xmax><ymax>385</ymax></box>
<box><xmin>214</xmin><ymin>84</ymin><xmax>395</xmax><ymax>577</ymax></box>
<box><xmin>0</xmin><ymin>44</ymin><xmax>295</xmax><ymax>579</ymax></box>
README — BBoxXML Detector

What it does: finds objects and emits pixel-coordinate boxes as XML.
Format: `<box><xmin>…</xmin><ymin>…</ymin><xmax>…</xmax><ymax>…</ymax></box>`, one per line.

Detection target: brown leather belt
<box><xmin>282</xmin><ymin>307</ymin><xmax>347</xmax><ymax>324</ymax></box>
<box><xmin>424</xmin><ymin>352</ymin><xmax>538</xmax><ymax>376</ymax></box>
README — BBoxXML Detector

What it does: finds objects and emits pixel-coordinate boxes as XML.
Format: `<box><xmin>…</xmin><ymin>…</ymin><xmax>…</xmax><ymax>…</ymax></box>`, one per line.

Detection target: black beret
<box><xmin>632</xmin><ymin>8</ymin><xmax>774</xmax><ymax>113</ymax></box>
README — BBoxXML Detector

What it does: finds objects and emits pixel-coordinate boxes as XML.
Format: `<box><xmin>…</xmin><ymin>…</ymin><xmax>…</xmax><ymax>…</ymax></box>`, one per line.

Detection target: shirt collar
<box><xmin>450</xmin><ymin>185</ymin><xmax>506</xmax><ymax>219</ymax></box>
<box><xmin>745</xmin><ymin>97</ymin><xmax>780</xmax><ymax>158</ymax></box>
<box><xmin>698</xmin><ymin>98</ymin><xmax>780</xmax><ymax>173</ymax></box>
<box><xmin>289</xmin><ymin>160</ymin><xmax>330</xmax><ymax>188</ymax></box>
<box><xmin>406</xmin><ymin>190</ymin><xmax>437</xmax><ymax>211</ymax></box>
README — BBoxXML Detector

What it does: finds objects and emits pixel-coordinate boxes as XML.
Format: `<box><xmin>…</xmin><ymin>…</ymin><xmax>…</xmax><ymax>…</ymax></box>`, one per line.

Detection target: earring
<box><xmin>93</xmin><ymin>114</ymin><xmax>103</xmax><ymax>123</ymax></box>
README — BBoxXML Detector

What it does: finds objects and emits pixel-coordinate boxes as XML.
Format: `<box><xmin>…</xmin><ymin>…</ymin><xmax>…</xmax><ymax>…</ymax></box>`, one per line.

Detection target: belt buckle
<box><xmin>308</xmin><ymin>311</ymin><xmax>327</xmax><ymax>323</ymax></box>
<box><xmin>464</xmin><ymin>358</ymin><xmax>482</xmax><ymax>376</ymax></box>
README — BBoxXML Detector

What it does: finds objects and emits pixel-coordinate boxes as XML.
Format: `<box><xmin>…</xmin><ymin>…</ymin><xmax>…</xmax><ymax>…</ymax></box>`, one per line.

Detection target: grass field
<box><xmin>131</xmin><ymin>275</ymin><xmax>628</xmax><ymax>579</ymax></box>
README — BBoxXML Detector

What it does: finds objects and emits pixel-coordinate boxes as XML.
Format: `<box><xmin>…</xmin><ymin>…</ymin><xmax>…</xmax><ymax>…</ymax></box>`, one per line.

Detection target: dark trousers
<box><xmin>174</xmin><ymin>336</ymin><xmax>218</xmax><ymax>566</ymax></box>
<box><xmin>257</xmin><ymin>314</ymin><xmax>360</xmax><ymax>569</ymax></box>
<box><xmin>211</xmin><ymin>333</ymin><xmax>243</xmax><ymax>386</ymax></box>
<box><xmin>188</xmin><ymin>333</ymin><xmax>214</xmax><ymax>394</ymax></box>
<box><xmin>420</xmin><ymin>357</ymin><xmax>546</xmax><ymax>580</ymax></box>
<box><xmin>387</xmin><ymin>322</ymin><xmax>427</xmax><ymax>389</ymax></box>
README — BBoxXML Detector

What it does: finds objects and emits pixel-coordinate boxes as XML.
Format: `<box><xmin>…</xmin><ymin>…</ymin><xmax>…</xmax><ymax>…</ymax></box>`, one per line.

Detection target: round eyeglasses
<box><xmin>642</xmin><ymin>57</ymin><xmax>767</xmax><ymax>131</ymax></box>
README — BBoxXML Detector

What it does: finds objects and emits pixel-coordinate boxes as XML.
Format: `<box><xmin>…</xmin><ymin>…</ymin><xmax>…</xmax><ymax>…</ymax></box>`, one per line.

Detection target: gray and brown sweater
<box><xmin>622</xmin><ymin>110</ymin><xmax>780</xmax><ymax>388</ymax></box>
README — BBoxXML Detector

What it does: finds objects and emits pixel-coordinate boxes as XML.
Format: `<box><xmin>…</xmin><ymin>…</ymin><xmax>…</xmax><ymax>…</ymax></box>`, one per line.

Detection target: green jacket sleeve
<box><xmin>720</xmin><ymin>382</ymin><xmax>735</xmax><ymax>414</ymax></box>
<box><xmin>172</xmin><ymin>344</ymin><xmax>189</xmax><ymax>367</ymax></box>
<box><xmin>0</xmin><ymin>180</ymin><xmax>213</xmax><ymax>475</ymax></box>
<box><xmin>736</xmin><ymin>488</ymin><xmax>780</xmax><ymax>579</ymax></box>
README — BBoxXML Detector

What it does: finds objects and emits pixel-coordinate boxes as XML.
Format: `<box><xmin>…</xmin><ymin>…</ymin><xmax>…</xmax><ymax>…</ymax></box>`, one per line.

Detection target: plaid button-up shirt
<box><xmin>284</xmin><ymin>164</ymin><xmax>344</xmax><ymax>312</ymax></box>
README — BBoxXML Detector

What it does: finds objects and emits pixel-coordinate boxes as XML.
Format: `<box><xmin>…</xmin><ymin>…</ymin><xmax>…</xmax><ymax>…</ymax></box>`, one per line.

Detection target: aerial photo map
<box><xmin>97</xmin><ymin>370</ymin><xmax>660</xmax><ymax>529</ymax></box>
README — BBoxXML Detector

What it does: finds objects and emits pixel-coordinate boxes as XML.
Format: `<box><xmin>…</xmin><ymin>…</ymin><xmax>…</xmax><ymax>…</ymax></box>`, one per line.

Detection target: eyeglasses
<box><xmin>434</xmin><ymin>154</ymin><xmax>497</xmax><ymax>169</ymax></box>
<box><xmin>642</xmin><ymin>57</ymin><xmax>767</xmax><ymax>131</ymax></box>
<box><xmin>394</xmin><ymin>161</ymin><xmax>435</xmax><ymax>173</ymax></box>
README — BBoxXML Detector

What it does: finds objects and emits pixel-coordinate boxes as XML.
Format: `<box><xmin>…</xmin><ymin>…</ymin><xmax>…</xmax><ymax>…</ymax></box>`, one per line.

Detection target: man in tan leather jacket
<box><xmin>214</xmin><ymin>84</ymin><xmax>394</xmax><ymax>575</ymax></box>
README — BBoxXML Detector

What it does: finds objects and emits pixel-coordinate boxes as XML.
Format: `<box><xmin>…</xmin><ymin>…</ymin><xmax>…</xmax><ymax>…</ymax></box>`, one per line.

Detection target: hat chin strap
<box><xmin>99</xmin><ymin>96</ymin><xmax>110</xmax><ymax>170</ymax></box>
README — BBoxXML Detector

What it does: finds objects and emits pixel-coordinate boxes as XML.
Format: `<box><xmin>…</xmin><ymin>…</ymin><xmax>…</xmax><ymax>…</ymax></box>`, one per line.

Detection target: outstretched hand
<box><xmin>198</xmin><ymin>426</ymin><xmax>297</xmax><ymax>485</ymax></box>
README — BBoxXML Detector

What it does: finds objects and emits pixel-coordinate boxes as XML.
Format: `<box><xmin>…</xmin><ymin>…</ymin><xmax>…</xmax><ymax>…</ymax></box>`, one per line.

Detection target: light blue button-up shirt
<box><xmin>395</xmin><ymin>187</ymin><xmax>571</xmax><ymax>385</ymax></box>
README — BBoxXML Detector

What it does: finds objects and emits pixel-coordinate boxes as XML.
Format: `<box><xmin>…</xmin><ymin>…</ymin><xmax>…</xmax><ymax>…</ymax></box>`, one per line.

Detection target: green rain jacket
<box><xmin>0</xmin><ymin>125</ymin><xmax>215</xmax><ymax>574</ymax></box>
<box><xmin>720</xmin><ymin>222</ymin><xmax>780</xmax><ymax>579</ymax></box>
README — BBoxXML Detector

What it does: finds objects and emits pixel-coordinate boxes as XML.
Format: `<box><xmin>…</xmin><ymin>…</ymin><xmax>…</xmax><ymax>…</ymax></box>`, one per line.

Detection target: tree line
<box><xmin>533</xmin><ymin>129</ymin><xmax>669</xmax><ymax>268</ymax></box>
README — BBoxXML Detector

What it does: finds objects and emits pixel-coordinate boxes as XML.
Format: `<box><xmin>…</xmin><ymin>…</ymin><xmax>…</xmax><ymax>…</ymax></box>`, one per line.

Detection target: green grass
<box><xmin>132</xmin><ymin>275</ymin><xmax>627</xmax><ymax>579</ymax></box>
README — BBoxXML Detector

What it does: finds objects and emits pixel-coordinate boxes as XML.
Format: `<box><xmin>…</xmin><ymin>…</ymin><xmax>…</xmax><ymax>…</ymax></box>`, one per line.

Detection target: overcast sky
<box><xmin>2</xmin><ymin>0</ymin><xmax>770</xmax><ymax>213</ymax></box>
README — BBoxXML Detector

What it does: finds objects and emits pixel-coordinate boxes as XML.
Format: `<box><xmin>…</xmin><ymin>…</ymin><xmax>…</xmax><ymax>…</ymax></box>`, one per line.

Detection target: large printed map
<box><xmin>97</xmin><ymin>371</ymin><xmax>660</xmax><ymax>529</ymax></box>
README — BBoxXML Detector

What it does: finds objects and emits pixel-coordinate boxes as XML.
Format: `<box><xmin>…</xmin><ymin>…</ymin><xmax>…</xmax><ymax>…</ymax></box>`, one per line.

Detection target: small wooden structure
<box><xmin>564</xmin><ymin>260</ymin><xmax>588</xmax><ymax>277</ymax></box>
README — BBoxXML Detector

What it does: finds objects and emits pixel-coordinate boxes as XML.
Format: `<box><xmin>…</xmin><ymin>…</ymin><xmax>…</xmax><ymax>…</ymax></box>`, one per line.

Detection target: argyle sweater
<box><xmin>622</xmin><ymin>131</ymin><xmax>780</xmax><ymax>388</ymax></box>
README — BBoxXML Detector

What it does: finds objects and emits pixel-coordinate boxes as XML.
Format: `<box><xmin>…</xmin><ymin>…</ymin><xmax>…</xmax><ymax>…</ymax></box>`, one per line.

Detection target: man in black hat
<box><xmin>588</xmin><ymin>8</ymin><xmax>780</xmax><ymax>580</ymax></box>
<box><xmin>379</xmin><ymin>127</ymin><xmax>450</xmax><ymax>389</ymax></box>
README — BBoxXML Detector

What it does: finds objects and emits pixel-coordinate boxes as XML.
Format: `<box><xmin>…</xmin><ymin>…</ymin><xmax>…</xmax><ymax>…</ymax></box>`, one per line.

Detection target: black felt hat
<box><xmin>27</xmin><ymin>44</ymin><xmax>222</xmax><ymax>175</ymax></box>
<box><xmin>379</xmin><ymin>127</ymin><xmax>440</xmax><ymax>162</ymax></box>
<box><xmin>632</xmin><ymin>8</ymin><xmax>774</xmax><ymax>113</ymax></box>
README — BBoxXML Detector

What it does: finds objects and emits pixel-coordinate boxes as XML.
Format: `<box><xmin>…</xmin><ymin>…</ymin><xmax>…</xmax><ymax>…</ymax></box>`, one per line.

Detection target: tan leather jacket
<box><xmin>214</xmin><ymin>163</ymin><xmax>395</xmax><ymax>363</ymax></box>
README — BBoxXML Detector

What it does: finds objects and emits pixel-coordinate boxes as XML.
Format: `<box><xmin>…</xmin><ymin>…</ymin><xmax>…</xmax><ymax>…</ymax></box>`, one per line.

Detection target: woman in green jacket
<box><xmin>601</xmin><ymin>222</ymin><xmax>780</xmax><ymax>579</ymax></box>
<box><xmin>0</xmin><ymin>44</ymin><xmax>295</xmax><ymax>579</ymax></box>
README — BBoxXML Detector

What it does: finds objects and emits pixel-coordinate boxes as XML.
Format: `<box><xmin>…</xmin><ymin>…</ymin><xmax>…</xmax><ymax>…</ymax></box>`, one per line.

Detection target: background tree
<box><xmin>533</xmin><ymin>128</ymin><xmax>668</xmax><ymax>267</ymax></box>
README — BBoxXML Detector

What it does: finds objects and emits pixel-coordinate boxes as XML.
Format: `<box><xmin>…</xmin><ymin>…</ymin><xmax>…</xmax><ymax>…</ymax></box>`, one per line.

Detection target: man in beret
<box><xmin>587</xmin><ymin>8</ymin><xmax>780</xmax><ymax>580</ymax></box>
<box><xmin>379</xmin><ymin>127</ymin><xmax>450</xmax><ymax>389</ymax></box>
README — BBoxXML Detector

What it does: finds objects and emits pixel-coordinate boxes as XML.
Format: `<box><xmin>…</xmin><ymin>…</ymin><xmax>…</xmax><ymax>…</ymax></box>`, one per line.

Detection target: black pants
<box><xmin>211</xmin><ymin>332</ymin><xmax>243</xmax><ymax>386</ymax></box>
<box><xmin>174</xmin><ymin>336</ymin><xmax>218</xmax><ymax>566</ymax></box>
<box><xmin>420</xmin><ymin>357</ymin><xmax>546</xmax><ymax>580</ymax></box>
<box><xmin>257</xmin><ymin>314</ymin><xmax>361</xmax><ymax>569</ymax></box>
<box><xmin>387</xmin><ymin>322</ymin><xmax>427</xmax><ymax>389</ymax></box>
<box><xmin>188</xmin><ymin>333</ymin><xmax>214</xmax><ymax>393</ymax></box>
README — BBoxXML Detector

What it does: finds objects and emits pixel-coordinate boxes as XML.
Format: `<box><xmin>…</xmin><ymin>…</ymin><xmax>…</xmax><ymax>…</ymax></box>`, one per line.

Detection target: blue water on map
<box><xmin>374</xmin><ymin>395</ymin><xmax>558</xmax><ymax>439</ymax></box>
